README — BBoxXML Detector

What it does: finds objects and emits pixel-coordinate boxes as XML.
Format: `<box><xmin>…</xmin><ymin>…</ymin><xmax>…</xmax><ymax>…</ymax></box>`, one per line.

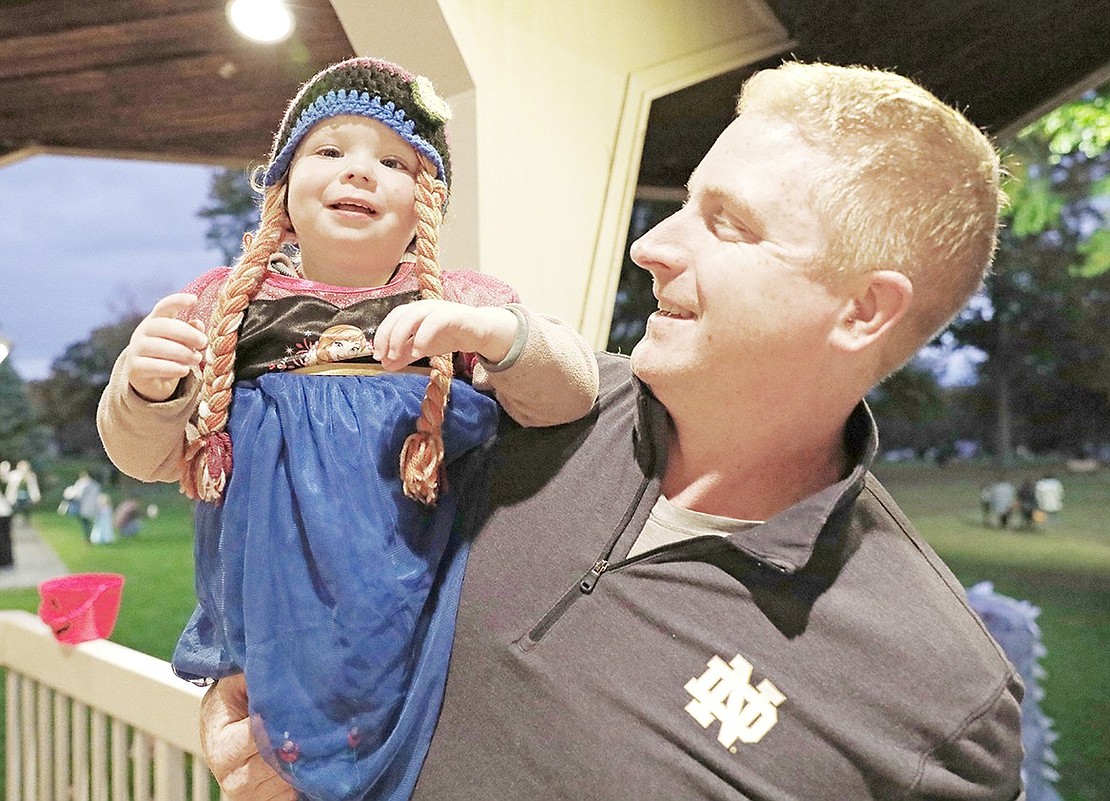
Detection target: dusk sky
<box><xmin>0</xmin><ymin>154</ymin><xmax>225</xmax><ymax>380</ymax></box>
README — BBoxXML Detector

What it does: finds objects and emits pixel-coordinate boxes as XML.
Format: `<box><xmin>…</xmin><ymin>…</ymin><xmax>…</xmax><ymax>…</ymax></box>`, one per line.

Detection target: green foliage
<box><xmin>1031</xmin><ymin>91</ymin><xmax>1110</xmax><ymax>162</ymax></box>
<box><xmin>1001</xmin><ymin>85</ymin><xmax>1110</xmax><ymax>242</ymax></box>
<box><xmin>198</xmin><ymin>168</ymin><xmax>258</xmax><ymax>265</ymax></box>
<box><xmin>948</xmin><ymin>82</ymin><xmax>1110</xmax><ymax>460</ymax></box>
<box><xmin>1007</xmin><ymin>174</ymin><xmax>1065</xmax><ymax>237</ymax></box>
<box><xmin>1073</xmin><ymin>228</ymin><xmax>1110</xmax><ymax>278</ymax></box>
<box><xmin>0</xmin><ymin>358</ymin><xmax>51</xmax><ymax>464</ymax></box>
<box><xmin>869</xmin><ymin>363</ymin><xmax>946</xmax><ymax>422</ymax></box>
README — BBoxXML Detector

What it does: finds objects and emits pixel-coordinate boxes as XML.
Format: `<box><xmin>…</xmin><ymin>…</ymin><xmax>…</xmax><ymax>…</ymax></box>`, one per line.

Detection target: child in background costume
<box><xmin>97</xmin><ymin>57</ymin><xmax>598</xmax><ymax>801</ymax></box>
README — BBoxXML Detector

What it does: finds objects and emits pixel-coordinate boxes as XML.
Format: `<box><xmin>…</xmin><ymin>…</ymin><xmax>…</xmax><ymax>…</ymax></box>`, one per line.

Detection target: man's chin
<box><xmin>629</xmin><ymin>343</ymin><xmax>660</xmax><ymax>384</ymax></box>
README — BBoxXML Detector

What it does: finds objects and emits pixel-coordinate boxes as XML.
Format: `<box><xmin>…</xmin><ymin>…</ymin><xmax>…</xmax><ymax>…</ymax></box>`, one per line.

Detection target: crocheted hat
<box><xmin>261</xmin><ymin>56</ymin><xmax>453</xmax><ymax>190</ymax></box>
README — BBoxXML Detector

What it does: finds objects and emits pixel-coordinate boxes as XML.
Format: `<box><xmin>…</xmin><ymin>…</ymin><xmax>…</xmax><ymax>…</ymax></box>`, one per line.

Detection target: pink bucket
<box><xmin>38</xmin><ymin>573</ymin><xmax>125</xmax><ymax>645</ymax></box>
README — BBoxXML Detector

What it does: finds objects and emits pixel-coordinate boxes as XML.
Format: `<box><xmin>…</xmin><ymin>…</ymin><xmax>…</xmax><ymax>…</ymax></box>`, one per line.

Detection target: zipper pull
<box><xmin>579</xmin><ymin>559</ymin><xmax>609</xmax><ymax>594</ymax></box>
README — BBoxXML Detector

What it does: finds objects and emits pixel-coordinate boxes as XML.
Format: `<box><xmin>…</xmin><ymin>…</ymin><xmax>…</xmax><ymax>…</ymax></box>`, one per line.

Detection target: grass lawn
<box><xmin>1</xmin><ymin>463</ymin><xmax>1107</xmax><ymax>799</ymax></box>
<box><xmin>0</xmin><ymin>483</ymin><xmax>200</xmax><ymax>660</ymax></box>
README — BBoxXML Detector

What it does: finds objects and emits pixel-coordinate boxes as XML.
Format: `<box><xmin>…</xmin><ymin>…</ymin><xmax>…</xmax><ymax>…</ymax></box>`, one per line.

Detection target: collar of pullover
<box><xmin>630</xmin><ymin>378</ymin><xmax>879</xmax><ymax>575</ymax></box>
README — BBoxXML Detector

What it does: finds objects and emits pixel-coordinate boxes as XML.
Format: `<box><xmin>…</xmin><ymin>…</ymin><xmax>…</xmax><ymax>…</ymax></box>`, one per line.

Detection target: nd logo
<box><xmin>684</xmin><ymin>654</ymin><xmax>786</xmax><ymax>751</ymax></box>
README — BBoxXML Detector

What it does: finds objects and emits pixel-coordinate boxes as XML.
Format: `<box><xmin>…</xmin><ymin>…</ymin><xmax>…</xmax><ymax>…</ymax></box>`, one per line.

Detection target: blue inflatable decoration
<box><xmin>966</xmin><ymin>582</ymin><xmax>1062</xmax><ymax>801</ymax></box>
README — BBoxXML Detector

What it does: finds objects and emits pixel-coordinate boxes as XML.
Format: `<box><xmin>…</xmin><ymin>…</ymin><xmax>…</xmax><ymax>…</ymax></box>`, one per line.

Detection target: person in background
<box><xmin>1034</xmin><ymin>474</ymin><xmax>1063</xmax><ymax>522</ymax></box>
<box><xmin>0</xmin><ymin>469</ymin><xmax>12</xmax><ymax>568</ymax></box>
<box><xmin>200</xmin><ymin>61</ymin><xmax>1024</xmax><ymax>800</ymax></box>
<box><xmin>112</xmin><ymin>497</ymin><xmax>144</xmax><ymax>538</ymax></box>
<box><xmin>88</xmin><ymin>492</ymin><xmax>117</xmax><ymax>545</ymax></box>
<box><xmin>1016</xmin><ymin>479</ymin><xmax>1040</xmax><ymax>529</ymax></box>
<box><xmin>62</xmin><ymin>470</ymin><xmax>102</xmax><ymax>541</ymax></box>
<box><xmin>986</xmin><ymin>479</ymin><xmax>1017</xmax><ymax>529</ymax></box>
<box><xmin>4</xmin><ymin>459</ymin><xmax>40</xmax><ymax>522</ymax></box>
<box><xmin>980</xmin><ymin>482</ymin><xmax>993</xmax><ymax>526</ymax></box>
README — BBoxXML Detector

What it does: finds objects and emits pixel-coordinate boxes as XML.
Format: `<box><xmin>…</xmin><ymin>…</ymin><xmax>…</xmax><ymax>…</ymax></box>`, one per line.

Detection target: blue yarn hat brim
<box><xmin>262</xmin><ymin>90</ymin><xmax>448</xmax><ymax>187</ymax></box>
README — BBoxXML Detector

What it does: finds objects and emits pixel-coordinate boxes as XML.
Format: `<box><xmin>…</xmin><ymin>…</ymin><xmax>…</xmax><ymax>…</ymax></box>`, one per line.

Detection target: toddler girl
<box><xmin>98</xmin><ymin>57</ymin><xmax>598</xmax><ymax>801</ymax></box>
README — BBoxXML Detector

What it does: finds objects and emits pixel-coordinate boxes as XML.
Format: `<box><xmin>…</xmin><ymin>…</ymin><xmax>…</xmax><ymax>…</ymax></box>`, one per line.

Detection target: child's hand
<box><xmin>373</xmin><ymin>300</ymin><xmax>517</xmax><ymax>371</ymax></box>
<box><xmin>122</xmin><ymin>293</ymin><xmax>207</xmax><ymax>402</ymax></box>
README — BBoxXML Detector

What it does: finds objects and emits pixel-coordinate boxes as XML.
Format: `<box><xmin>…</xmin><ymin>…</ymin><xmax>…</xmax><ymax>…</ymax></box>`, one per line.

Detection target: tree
<box><xmin>197</xmin><ymin>168</ymin><xmax>257</xmax><ymax>264</ymax></box>
<box><xmin>31</xmin><ymin>314</ymin><xmax>144</xmax><ymax>459</ymax></box>
<box><xmin>947</xmin><ymin>85</ymin><xmax>1110</xmax><ymax>462</ymax></box>
<box><xmin>0</xmin><ymin>357</ymin><xmax>51</xmax><ymax>465</ymax></box>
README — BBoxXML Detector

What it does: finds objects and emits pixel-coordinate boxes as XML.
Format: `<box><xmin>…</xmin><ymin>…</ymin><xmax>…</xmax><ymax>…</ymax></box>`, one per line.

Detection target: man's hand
<box><xmin>373</xmin><ymin>300</ymin><xmax>517</xmax><ymax>371</ymax></box>
<box><xmin>200</xmin><ymin>674</ymin><xmax>294</xmax><ymax>801</ymax></box>
<box><xmin>122</xmin><ymin>293</ymin><xmax>207</xmax><ymax>402</ymax></box>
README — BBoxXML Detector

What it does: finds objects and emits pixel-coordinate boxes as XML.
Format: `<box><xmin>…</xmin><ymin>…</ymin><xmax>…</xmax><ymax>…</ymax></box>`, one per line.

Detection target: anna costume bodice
<box><xmin>234</xmin><ymin>290</ymin><xmax>429</xmax><ymax>380</ymax></box>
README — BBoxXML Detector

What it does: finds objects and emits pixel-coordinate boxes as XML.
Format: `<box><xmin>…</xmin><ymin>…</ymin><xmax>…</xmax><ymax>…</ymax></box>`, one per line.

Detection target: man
<box><xmin>202</xmin><ymin>62</ymin><xmax>1024</xmax><ymax>800</ymax></box>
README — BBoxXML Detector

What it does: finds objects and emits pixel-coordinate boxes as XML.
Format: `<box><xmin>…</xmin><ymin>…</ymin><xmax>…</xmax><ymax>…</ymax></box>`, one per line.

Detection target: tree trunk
<box><xmin>995</xmin><ymin>374</ymin><xmax>1013</xmax><ymax>468</ymax></box>
<box><xmin>993</xmin><ymin>313</ymin><xmax>1014</xmax><ymax>468</ymax></box>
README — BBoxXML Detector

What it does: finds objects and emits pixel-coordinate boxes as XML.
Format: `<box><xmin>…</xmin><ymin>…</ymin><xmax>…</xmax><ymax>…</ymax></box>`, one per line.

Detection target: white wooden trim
<box><xmin>37</xmin><ymin>684</ymin><xmax>53</xmax><ymax>801</ymax></box>
<box><xmin>6</xmin><ymin>671</ymin><xmax>18</xmax><ymax>801</ymax></box>
<box><xmin>0</xmin><ymin>612</ymin><xmax>206</xmax><ymax>750</ymax></box>
<box><xmin>21</xmin><ymin>675</ymin><xmax>36</xmax><ymax>801</ymax></box>
<box><xmin>54</xmin><ymin>691</ymin><xmax>70</xmax><ymax>800</ymax></box>
<box><xmin>112</xmin><ymin>719</ymin><xmax>129</xmax><ymax>801</ymax></box>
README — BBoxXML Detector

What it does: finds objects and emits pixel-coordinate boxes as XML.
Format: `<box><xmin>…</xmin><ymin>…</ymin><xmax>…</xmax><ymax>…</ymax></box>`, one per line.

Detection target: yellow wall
<box><xmin>330</xmin><ymin>0</ymin><xmax>791</xmax><ymax>346</ymax></box>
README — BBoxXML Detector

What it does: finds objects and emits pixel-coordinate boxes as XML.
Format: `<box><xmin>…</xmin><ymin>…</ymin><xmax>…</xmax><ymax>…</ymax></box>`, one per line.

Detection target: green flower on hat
<box><xmin>412</xmin><ymin>75</ymin><xmax>452</xmax><ymax>124</ymax></box>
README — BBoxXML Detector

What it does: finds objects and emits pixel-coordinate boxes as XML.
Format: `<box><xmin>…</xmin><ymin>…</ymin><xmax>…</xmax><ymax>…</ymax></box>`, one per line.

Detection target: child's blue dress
<box><xmin>172</xmin><ymin>289</ymin><xmax>499</xmax><ymax>801</ymax></box>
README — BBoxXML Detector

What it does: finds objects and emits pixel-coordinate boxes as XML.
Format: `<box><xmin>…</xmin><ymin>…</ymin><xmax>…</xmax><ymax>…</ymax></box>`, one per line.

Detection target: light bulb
<box><xmin>226</xmin><ymin>0</ymin><xmax>294</xmax><ymax>44</ymax></box>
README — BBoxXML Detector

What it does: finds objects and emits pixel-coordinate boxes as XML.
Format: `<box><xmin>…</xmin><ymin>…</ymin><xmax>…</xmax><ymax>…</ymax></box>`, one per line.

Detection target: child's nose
<box><xmin>344</xmin><ymin>162</ymin><xmax>377</xmax><ymax>185</ymax></box>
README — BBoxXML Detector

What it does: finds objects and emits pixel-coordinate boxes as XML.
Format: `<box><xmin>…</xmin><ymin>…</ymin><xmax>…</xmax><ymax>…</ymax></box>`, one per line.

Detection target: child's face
<box><xmin>286</xmin><ymin>116</ymin><xmax>421</xmax><ymax>287</ymax></box>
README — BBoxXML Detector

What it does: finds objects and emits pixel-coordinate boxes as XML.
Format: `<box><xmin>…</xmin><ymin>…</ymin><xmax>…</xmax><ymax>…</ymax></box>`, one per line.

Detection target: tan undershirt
<box><xmin>626</xmin><ymin>495</ymin><xmax>763</xmax><ymax>559</ymax></box>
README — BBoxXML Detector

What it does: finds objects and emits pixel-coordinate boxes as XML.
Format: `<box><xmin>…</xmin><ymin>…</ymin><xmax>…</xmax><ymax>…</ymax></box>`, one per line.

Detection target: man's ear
<box><xmin>832</xmin><ymin>270</ymin><xmax>913</xmax><ymax>352</ymax></box>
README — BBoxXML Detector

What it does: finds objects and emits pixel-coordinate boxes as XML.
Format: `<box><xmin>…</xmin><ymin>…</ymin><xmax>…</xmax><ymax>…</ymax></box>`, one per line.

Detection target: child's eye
<box><xmin>381</xmin><ymin>156</ymin><xmax>411</xmax><ymax>172</ymax></box>
<box><xmin>316</xmin><ymin>145</ymin><xmax>342</xmax><ymax>158</ymax></box>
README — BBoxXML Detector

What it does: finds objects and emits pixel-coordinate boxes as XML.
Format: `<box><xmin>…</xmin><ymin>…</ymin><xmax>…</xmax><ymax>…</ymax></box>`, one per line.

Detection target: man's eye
<box><xmin>712</xmin><ymin>215</ymin><xmax>754</xmax><ymax>242</ymax></box>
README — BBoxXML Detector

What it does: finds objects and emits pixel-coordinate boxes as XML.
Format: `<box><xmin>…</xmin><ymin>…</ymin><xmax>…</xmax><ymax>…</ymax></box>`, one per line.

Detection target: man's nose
<box><xmin>629</xmin><ymin>211</ymin><xmax>689</xmax><ymax>277</ymax></box>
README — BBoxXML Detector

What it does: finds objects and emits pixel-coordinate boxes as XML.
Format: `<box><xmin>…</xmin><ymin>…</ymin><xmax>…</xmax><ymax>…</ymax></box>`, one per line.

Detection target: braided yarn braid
<box><xmin>180</xmin><ymin>185</ymin><xmax>290</xmax><ymax>502</ymax></box>
<box><xmin>399</xmin><ymin>156</ymin><xmax>452</xmax><ymax>505</ymax></box>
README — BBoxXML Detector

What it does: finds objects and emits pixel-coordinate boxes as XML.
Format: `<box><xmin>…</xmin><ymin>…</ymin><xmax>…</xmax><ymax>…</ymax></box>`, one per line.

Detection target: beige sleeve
<box><xmin>470</xmin><ymin>304</ymin><xmax>599</xmax><ymax>427</ymax></box>
<box><xmin>96</xmin><ymin>348</ymin><xmax>200</xmax><ymax>483</ymax></box>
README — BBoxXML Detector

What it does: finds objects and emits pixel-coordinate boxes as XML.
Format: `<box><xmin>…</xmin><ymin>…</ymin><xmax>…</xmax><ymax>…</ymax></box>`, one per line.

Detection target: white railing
<box><xmin>0</xmin><ymin>610</ymin><xmax>224</xmax><ymax>801</ymax></box>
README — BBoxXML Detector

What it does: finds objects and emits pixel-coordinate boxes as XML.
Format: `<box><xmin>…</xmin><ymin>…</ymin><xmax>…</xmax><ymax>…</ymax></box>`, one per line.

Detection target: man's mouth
<box><xmin>655</xmin><ymin>300</ymin><xmax>694</xmax><ymax>320</ymax></box>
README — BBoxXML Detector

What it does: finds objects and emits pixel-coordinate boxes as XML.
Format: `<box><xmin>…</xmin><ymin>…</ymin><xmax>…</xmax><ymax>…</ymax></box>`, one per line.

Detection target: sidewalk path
<box><xmin>0</xmin><ymin>516</ymin><xmax>68</xmax><ymax>591</ymax></box>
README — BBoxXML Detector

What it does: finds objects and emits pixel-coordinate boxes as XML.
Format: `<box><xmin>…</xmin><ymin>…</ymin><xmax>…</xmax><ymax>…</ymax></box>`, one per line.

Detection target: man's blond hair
<box><xmin>738</xmin><ymin>62</ymin><xmax>1005</xmax><ymax>375</ymax></box>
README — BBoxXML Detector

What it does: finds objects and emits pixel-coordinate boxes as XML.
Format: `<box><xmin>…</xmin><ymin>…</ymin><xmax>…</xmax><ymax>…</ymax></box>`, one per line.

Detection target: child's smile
<box><xmin>330</xmin><ymin>198</ymin><xmax>377</xmax><ymax>217</ymax></box>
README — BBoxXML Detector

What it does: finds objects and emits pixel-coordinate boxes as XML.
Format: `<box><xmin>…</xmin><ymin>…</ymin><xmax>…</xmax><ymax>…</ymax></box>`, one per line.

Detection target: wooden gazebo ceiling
<box><xmin>2</xmin><ymin>0</ymin><xmax>1108</xmax><ymax>187</ymax></box>
<box><xmin>0</xmin><ymin>0</ymin><xmax>353</xmax><ymax>167</ymax></box>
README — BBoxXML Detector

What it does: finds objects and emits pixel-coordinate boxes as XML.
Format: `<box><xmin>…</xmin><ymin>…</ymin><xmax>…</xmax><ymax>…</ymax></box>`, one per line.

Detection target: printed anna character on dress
<box><xmin>97</xmin><ymin>56</ymin><xmax>598</xmax><ymax>801</ymax></box>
